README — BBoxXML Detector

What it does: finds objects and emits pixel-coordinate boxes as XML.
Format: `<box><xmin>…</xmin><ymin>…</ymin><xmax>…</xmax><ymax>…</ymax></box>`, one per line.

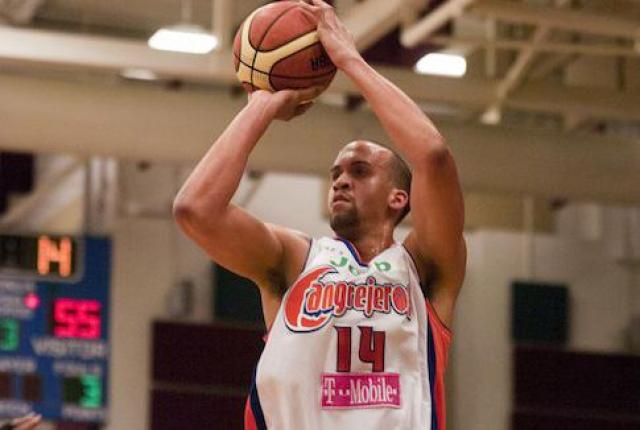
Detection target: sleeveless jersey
<box><xmin>245</xmin><ymin>237</ymin><xmax>451</xmax><ymax>430</ymax></box>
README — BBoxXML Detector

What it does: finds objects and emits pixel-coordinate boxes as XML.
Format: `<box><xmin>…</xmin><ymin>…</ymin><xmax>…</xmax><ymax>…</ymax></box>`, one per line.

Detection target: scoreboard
<box><xmin>0</xmin><ymin>235</ymin><xmax>110</xmax><ymax>424</ymax></box>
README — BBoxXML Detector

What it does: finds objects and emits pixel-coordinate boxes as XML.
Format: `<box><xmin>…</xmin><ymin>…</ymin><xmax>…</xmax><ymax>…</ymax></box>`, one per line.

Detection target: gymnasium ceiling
<box><xmin>1</xmin><ymin>0</ymin><xmax>638</xmax><ymax>128</ymax></box>
<box><xmin>1</xmin><ymin>0</ymin><xmax>640</xmax><ymax>202</ymax></box>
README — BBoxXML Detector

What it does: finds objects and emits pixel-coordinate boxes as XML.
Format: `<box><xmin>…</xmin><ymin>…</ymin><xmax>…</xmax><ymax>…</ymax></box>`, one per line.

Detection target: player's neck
<box><xmin>339</xmin><ymin>223</ymin><xmax>395</xmax><ymax>264</ymax></box>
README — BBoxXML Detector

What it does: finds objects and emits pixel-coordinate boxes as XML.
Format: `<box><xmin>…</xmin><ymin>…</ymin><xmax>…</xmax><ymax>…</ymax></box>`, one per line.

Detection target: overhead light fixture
<box><xmin>149</xmin><ymin>24</ymin><xmax>218</xmax><ymax>54</ymax></box>
<box><xmin>415</xmin><ymin>53</ymin><xmax>467</xmax><ymax>78</ymax></box>
<box><xmin>480</xmin><ymin>105</ymin><xmax>502</xmax><ymax>125</ymax></box>
<box><xmin>120</xmin><ymin>68</ymin><xmax>159</xmax><ymax>81</ymax></box>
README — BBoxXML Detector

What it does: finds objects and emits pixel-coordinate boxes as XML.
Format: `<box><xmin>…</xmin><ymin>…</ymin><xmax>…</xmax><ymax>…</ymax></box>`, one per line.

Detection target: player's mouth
<box><xmin>332</xmin><ymin>194</ymin><xmax>351</xmax><ymax>204</ymax></box>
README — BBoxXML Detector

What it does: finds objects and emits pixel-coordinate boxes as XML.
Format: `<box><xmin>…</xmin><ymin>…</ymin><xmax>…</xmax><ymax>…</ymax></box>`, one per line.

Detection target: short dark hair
<box><xmin>368</xmin><ymin>141</ymin><xmax>412</xmax><ymax>225</ymax></box>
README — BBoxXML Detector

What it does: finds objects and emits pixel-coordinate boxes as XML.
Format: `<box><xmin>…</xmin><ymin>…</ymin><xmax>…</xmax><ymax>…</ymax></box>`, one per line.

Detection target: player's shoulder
<box><xmin>265</xmin><ymin>223</ymin><xmax>311</xmax><ymax>246</ymax></box>
<box><xmin>264</xmin><ymin>223</ymin><xmax>313</xmax><ymax>283</ymax></box>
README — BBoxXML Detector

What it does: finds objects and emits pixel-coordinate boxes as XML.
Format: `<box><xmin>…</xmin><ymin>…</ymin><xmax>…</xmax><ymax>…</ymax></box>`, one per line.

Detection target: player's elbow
<box><xmin>419</xmin><ymin>137</ymin><xmax>452</xmax><ymax>170</ymax></box>
<box><xmin>173</xmin><ymin>196</ymin><xmax>228</xmax><ymax>239</ymax></box>
<box><xmin>172</xmin><ymin>197</ymin><xmax>201</xmax><ymax>232</ymax></box>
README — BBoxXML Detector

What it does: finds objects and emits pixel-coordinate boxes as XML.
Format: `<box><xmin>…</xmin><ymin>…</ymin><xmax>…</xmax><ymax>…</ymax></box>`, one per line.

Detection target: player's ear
<box><xmin>388</xmin><ymin>189</ymin><xmax>409</xmax><ymax>212</ymax></box>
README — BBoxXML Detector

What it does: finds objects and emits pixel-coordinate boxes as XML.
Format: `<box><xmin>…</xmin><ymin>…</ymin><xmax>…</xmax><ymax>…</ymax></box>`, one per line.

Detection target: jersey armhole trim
<box><xmin>426</xmin><ymin>298</ymin><xmax>453</xmax><ymax>339</ymax></box>
<box><xmin>402</xmin><ymin>244</ymin><xmax>453</xmax><ymax>336</ymax></box>
<box><xmin>300</xmin><ymin>237</ymin><xmax>314</xmax><ymax>273</ymax></box>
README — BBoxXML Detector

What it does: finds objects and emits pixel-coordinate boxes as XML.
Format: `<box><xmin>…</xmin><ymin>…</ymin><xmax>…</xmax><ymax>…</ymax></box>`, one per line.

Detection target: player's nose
<box><xmin>332</xmin><ymin>173</ymin><xmax>351</xmax><ymax>191</ymax></box>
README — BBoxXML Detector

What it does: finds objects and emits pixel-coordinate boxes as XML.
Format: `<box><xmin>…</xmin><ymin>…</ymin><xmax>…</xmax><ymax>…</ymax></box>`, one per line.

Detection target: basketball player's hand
<box><xmin>300</xmin><ymin>0</ymin><xmax>362</xmax><ymax>70</ymax></box>
<box><xmin>0</xmin><ymin>413</ymin><xmax>42</xmax><ymax>430</ymax></box>
<box><xmin>249</xmin><ymin>87</ymin><xmax>323</xmax><ymax>121</ymax></box>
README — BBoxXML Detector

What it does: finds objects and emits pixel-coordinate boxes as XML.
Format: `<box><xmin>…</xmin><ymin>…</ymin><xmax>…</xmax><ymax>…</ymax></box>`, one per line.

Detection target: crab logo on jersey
<box><xmin>284</xmin><ymin>265</ymin><xmax>411</xmax><ymax>333</ymax></box>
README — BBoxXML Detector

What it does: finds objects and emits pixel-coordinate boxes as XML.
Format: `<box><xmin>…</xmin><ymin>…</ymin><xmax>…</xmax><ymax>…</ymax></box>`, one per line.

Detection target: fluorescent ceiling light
<box><xmin>415</xmin><ymin>53</ymin><xmax>467</xmax><ymax>77</ymax></box>
<box><xmin>120</xmin><ymin>68</ymin><xmax>159</xmax><ymax>81</ymax></box>
<box><xmin>148</xmin><ymin>24</ymin><xmax>218</xmax><ymax>54</ymax></box>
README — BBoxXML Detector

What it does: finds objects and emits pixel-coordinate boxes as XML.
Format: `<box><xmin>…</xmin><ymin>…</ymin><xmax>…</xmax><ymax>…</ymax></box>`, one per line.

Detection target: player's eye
<box><xmin>352</xmin><ymin>165</ymin><xmax>368</xmax><ymax>176</ymax></box>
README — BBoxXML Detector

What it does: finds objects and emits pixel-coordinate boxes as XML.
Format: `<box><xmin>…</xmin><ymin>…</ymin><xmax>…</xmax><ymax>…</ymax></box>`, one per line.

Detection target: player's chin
<box><xmin>329</xmin><ymin>205</ymin><xmax>347</xmax><ymax>220</ymax></box>
<box><xmin>330</xmin><ymin>206</ymin><xmax>358</xmax><ymax>229</ymax></box>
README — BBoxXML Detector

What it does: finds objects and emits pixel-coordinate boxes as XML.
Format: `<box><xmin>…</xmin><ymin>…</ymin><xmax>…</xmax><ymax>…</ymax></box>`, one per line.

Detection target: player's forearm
<box><xmin>174</xmin><ymin>96</ymin><xmax>276</xmax><ymax>219</ymax></box>
<box><xmin>342</xmin><ymin>58</ymin><xmax>446</xmax><ymax>164</ymax></box>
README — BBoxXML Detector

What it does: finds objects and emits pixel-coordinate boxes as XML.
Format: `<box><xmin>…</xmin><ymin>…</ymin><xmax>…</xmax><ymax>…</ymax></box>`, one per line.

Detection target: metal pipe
<box><xmin>401</xmin><ymin>0</ymin><xmax>477</xmax><ymax>48</ymax></box>
<box><xmin>521</xmin><ymin>196</ymin><xmax>535</xmax><ymax>279</ymax></box>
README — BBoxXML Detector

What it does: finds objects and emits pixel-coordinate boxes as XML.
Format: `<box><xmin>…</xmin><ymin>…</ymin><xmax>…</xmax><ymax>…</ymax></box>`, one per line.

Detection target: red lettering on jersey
<box><xmin>284</xmin><ymin>266</ymin><xmax>411</xmax><ymax>332</ymax></box>
<box><xmin>285</xmin><ymin>266</ymin><xmax>336</xmax><ymax>332</ymax></box>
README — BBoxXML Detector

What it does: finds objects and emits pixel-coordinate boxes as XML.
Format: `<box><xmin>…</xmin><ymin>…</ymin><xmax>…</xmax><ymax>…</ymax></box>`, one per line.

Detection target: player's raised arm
<box><xmin>173</xmin><ymin>88</ymin><xmax>320</xmax><ymax>294</ymax></box>
<box><xmin>302</xmin><ymin>0</ymin><xmax>466</xmax><ymax>326</ymax></box>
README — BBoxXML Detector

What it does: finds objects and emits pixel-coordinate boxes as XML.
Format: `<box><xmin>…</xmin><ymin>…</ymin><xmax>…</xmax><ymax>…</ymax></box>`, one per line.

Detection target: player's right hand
<box><xmin>300</xmin><ymin>0</ymin><xmax>361</xmax><ymax>71</ymax></box>
<box><xmin>249</xmin><ymin>86</ymin><xmax>324</xmax><ymax>121</ymax></box>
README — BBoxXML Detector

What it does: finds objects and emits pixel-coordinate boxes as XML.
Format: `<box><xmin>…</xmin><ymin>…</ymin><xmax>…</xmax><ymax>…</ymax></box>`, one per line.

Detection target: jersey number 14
<box><xmin>335</xmin><ymin>326</ymin><xmax>386</xmax><ymax>372</ymax></box>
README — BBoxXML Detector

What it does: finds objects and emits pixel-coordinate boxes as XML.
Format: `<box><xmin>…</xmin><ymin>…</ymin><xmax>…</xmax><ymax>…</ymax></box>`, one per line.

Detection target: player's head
<box><xmin>328</xmin><ymin>140</ymin><xmax>411</xmax><ymax>239</ymax></box>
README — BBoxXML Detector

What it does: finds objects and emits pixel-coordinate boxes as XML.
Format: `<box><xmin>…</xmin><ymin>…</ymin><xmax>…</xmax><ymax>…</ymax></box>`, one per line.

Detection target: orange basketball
<box><xmin>233</xmin><ymin>1</ymin><xmax>337</xmax><ymax>93</ymax></box>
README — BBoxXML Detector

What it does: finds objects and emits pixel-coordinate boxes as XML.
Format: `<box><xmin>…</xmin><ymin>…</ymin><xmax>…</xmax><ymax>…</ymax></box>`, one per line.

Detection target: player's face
<box><xmin>328</xmin><ymin>141</ymin><xmax>395</xmax><ymax>237</ymax></box>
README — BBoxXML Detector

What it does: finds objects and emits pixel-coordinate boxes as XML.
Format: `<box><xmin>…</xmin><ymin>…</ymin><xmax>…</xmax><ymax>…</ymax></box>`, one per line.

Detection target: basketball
<box><xmin>233</xmin><ymin>1</ymin><xmax>337</xmax><ymax>94</ymax></box>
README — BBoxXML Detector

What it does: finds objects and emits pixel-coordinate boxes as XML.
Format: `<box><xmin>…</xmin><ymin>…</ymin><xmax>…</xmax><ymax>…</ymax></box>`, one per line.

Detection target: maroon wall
<box><xmin>151</xmin><ymin>321</ymin><xmax>264</xmax><ymax>430</ymax></box>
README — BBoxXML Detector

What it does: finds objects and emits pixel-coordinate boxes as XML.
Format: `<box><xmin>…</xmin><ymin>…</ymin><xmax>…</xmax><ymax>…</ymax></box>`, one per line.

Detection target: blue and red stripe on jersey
<box><xmin>426</xmin><ymin>299</ymin><xmax>452</xmax><ymax>430</ymax></box>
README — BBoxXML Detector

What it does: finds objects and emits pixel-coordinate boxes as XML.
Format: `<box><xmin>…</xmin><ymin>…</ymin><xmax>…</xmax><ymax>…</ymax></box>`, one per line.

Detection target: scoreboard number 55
<box><xmin>53</xmin><ymin>298</ymin><xmax>102</xmax><ymax>339</ymax></box>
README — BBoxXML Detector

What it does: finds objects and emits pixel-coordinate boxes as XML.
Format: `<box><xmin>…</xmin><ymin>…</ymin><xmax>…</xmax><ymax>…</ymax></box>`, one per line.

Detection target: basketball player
<box><xmin>173</xmin><ymin>0</ymin><xmax>466</xmax><ymax>428</ymax></box>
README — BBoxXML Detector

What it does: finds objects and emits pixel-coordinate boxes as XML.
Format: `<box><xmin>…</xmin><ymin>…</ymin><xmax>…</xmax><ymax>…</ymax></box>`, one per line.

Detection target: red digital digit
<box><xmin>77</xmin><ymin>301</ymin><xmax>101</xmax><ymax>339</ymax></box>
<box><xmin>54</xmin><ymin>299</ymin><xmax>101</xmax><ymax>339</ymax></box>
<box><xmin>335</xmin><ymin>326</ymin><xmax>386</xmax><ymax>373</ymax></box>
<box><xmin>54</xmin><ymin>299</ymin><xmax>76</xmax><ymax>338</ymax></box>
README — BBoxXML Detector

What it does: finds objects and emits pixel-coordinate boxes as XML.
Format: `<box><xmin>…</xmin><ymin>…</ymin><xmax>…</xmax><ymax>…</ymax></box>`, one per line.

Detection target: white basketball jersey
<box><xmin>245</xmin><ymin>237</ymin><xmax>451</xmax><ymax>430</ymax></box>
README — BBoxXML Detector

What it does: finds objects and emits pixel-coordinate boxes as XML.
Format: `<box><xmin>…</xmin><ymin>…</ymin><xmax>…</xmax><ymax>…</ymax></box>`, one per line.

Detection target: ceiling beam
<box><xmin>1</xmin><ymin>74</ymin><xmax>640</xmax><ymax>204</ymax></box>
<box><xmin>212</xmin><ymin>0</ymin><xmax>234</xmax><ymax>48</ymax></box>
<box><xmin>481</xmin><ymin>0</ymin><xmax>572</xmax><ymax>124</ymax></box>
<box><xmin>350</xmin><ymin>68</ymin><xmax>640</xmax><ymax>122</ymax></box>
<box><xmin>430</xmin><ymin>35</ymin><xmax>640</xmax><ymax>58</ymax></box>
<box><xmin>471</xmin><ymin>0</ymin><xmax>640</xmax><ymax>40</ymax></box>
<box><xmin>342</xmin><ymin>0</ymin><xmax>411</xmax><ymax>51</ymax></box>
<box><xmin>0</xmin><ymin>27</ymin><xmax>639</xmax><ymax>122</ymax></box>
<box><xmin>0</xmin><ymin>0</ymin><xmax>44</xmax><ymax>25</ymax></box>
<box><xmin>0</xmin><ymin>26</ymin><xmax>237</xmax><ymax>84</ymax></box>
<box><xmin>481</xmin><ymin>26</ymin><xmax>552</xmax><ymax>124</ymax></box>
<box><xmin>401</xmin><ymin>0</ymin><xmax>477</xmax><ymax>48</ymax></box>
<box><xmin>34</xmin><ymin>0</ymin><xmax>220</xmax><ymax>35</ymax></box>
<box><xmin>504</xmin><ymin>81</ymin><xmax>640</xmax><ymax>122</ymax></box>
<box><xmin>528</xmin><ymin>53</ymin><xmax>578</xmax><ymax>80</ymax></box>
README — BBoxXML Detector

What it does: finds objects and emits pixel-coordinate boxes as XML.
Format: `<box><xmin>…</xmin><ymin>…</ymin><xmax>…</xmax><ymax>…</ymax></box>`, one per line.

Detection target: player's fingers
<box><xmin>297</xmin><ymin>1</ymin><xmax>321</xmax><ymax>17</ymax></box>
<box><xmin>309</xmin><ymin>0</ymin><xmax>333</xmax><ymax>9</ymax></box>
<box><xmin>296</xmin><ymin>85</ymin><xmax>325</xmax><ymax>102</ymax></box>
<box><xmin>20</xmin><ymin>418</ymin><xmax>41</xmax><ymax>429</ymax></box>
<box><xmin>16</xmin><ymin>423</ymin><xmax>39</xmax><ymax>430</ymax></box>
<box><xmin>14</xmin><ymin>415</ymin><xmax>41</xmax><ymax>430</ymax></box>
<box><xmin>294</xmin><ymin>101</ymin><xmax>314</xmax><ymax>117</ymax></box>
<box><xmin>11</xmin><ymin>414</ymin><xmax>35</xmax><ymax>425</ymax></box>
<box><xmin>298</xmin><ymin>1</ymin><xmax>315</xmax><ymax>10</ymax></box>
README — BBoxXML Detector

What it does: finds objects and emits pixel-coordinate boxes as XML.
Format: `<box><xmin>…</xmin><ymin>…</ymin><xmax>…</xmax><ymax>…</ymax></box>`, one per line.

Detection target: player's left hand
<box><xmin>299</xmin><ymin>0</ymin><xmax>362</xmax><ymax>70</ymax></box>
<box><xmin>248</xmin><ymin>86</ymin><xmax>323</xmax><ymax>122</ymax></box>
<box><xmin>0</xmin><ymin>413</ymin><xmax>42</xmax><ymax>430</ymax></box>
